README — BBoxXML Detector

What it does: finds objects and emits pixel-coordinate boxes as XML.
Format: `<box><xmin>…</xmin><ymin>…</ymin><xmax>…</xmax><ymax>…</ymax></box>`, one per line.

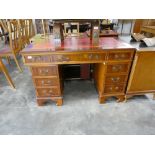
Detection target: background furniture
<box><xmin>99</xmin><ymin>30</ymin><xmax>118</xmax><ymax>37</ymax></box>
<box><xmin>126</xmin><ymin>50</ymin><xmax>155</xmax><ymax>100</ymax></box>
<box><xmin>0</xmin><ymin>20</ymin><xmax>22</xmax><ymax>72</ymax></box>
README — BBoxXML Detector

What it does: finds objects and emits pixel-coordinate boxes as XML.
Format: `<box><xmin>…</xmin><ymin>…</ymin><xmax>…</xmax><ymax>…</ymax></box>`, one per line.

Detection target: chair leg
<box><xmin>0</xmin><ymin>60</ymin><xmax>15</xmax><ymax>89</ymax></box>
<box><xmin>6</xmin><ymin>56</ymin><xmax>11</xmax><ymax>65</ymax></box>
<box><xmin>13</xmin><ymin>55</ymin><xmax>23</xmax><ymax>72</ymax></box>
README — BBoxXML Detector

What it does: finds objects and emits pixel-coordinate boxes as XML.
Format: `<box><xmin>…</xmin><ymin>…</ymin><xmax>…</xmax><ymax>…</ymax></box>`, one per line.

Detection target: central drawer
<box><xmin>31</xmin><ymin>66</ymin><xmax>58</xmax><ymax>76</ymax></box>
<box><xmin>36</xmin><ymin>87</ymin><xmax>61</xmax><ymax>97</ymax></box>
<box><xmin>34</xmin><ymin>78</ymin><xmax>59</xmax><ymax>87</ymax></box>
<box><xmin>52</xmin><ymin>52</ymin><xmax>106</xmax><ymax>62</ymax></box>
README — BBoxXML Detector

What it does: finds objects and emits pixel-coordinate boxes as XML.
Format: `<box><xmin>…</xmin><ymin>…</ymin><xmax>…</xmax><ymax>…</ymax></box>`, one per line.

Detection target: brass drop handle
<box><xmin>39</xmin><ymin>69</ymin><xmax>49</xmax><ymax>75</ymax></box>
<box><xmin>111</xmin><ymin>77</ymin><xmax>120</xmax><ymax>82</ymax></box>
<box><xmin>114</xmin><ymin>54</ymin><xmax>119</xmax><ymax>59</ymax></box>
<box><xmin>112</xmin><ymin>65</ymin><xmax>122</xmax><ymax>71</ymax></box>
<box><xmin>109</xmin><ymin>87</ymin><xmax>113</xmax><ymax>91</ymax></box>
<box><xmin>57</xmin><ymin>55</ymin><xmax>62</xmax><ymax>61</ymax></box>
<box><xmin>121</xmin><ymin>54</ymin><xmax>126</xmax><ymax>58</ymax></box>
<box><xmin>42</xmin><ymin>90</ymin><xmax>47</xmax><ymax>93</ymax></box>
<box><xmin>88</xmin><ymin>54</ymin><xmax>93</xmax><ymax>59</ymax></box>
<box><xmin>41</xmin><ymin>80</ymin><xmax>51</xmax><ymax>85</ymax></box>
<box><xmin>115</xmin><ymin>86</ymin><xmax>119</xmax><ymax>90</ymax></box>
<box><xmin>95</xmin><ymin>54</ymin><xmax>99</xmax><ymax>59</ymax></box>
<box><xmin>49</xmin><ymin>90</ymin><xmax>53</xmax><ymax>93</ymax></box>
<box><xmin>62</xmin><ymin>55</ymin><xmax>70</xmax><ymax>61</ymax></box>
<box><xmin>35</xmin><ymin>56</ymin><xmax>41</xmax><ymax>61</ymax></box>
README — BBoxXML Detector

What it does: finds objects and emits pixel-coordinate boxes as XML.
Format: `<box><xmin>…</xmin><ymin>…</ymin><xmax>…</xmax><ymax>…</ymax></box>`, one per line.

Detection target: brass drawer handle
<box><xmin>109</xmin><ymin>87</ymin><xmax>113</xmax><ymax>91</ymax></box>
<box><xmin>88</xmin><ymin>54</ymin><xmax>93</xmax><ymax>59</ymax></box>
<box><xmin>39</xmin><ymin>69</ymin><xmax>49</xmax><ymax>75</ymax></box>
<box><xmin>112</xmin><ymin>65</ymin><xmax>122</xmax><ymax>71</ymax></box>
<box><xmin>35</xmin><ymin>56</ymin><xmax>41</xmax><ymax>61</ymax></box>
<box><xmin>95</xmin><ymin>54</ymin><xmax>99</xmax><ymax>59</ymax></box>
<box><xmin>115</xmin><ymin>86</ymin><xmax>119</xmax><ymax>90</ymax></box>
<box><xmin>121</xmin><ymin>54</ymin><xmax>126</xmax><ymax>58</ymax></box>
<box><xmin>49</xmin><ymin>90</ymin><xmax>53</xmax><ymax>93</ymax></box>
<box><xmin>114</xmin><ymin>54</ymin><xmax>119</xmax><ymax>59</ymax></box>
<box><xmin>111</xmin><ymin>77</ymin><xmax>120</xmax><ymax>82</ymax></box>
<box><xmin>62</xmin><ymin>56</ymin><xmax>70</xmax><ymax>61</ymax></box>
<box><xmin>41</xmin><ymin>80</ymin><xmax>51</xmax><ymax>85</ymax></box>
<box><xmin>42</xmin><ymin>89</ymin><xmax>53</xmax><ymax>94</ymax></box>
<box><xmin>42</xmin><ymin>90</ymin><xmax>47</xmax><ymax>93</ymax></box>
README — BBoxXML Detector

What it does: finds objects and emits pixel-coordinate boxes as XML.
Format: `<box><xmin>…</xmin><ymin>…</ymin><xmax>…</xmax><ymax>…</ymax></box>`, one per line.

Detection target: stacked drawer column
<box><xmin>30</xmin><ymin>65</ymin><xmax>63</xmax><ymax>106</ymax></box>
<box><xmin>94</xmin><ymin>49</ymin><xmax>135</xmax><ymax>103</ymax></box>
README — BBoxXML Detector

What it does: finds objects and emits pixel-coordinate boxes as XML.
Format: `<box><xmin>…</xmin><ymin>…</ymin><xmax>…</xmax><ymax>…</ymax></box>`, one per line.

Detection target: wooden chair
<box><xmin>0</xmin><ymin>20</ymin><xmax>9</xmax><ymax>42</ymax></box>
<box><xmin>18</xmin><ymin>19</ymin><xmax>29</xmax><ymax>48</ymax></box>
<box><xmin>0</xmin><ymin>58</ymin><xmax>15</xmax><ymax>89</ymax></box>
<box><xmin>0</xmin><ymin>19</ymin><xmax>22</xmax><ymax>72</ymax></box>
<box><xmin>71</xmin><ymin>22</ymin><xmax>79</xmax><ymax>35</ymax></box>
<box><xmin>26</xmin><ymin>19</ymin><xmax>35</xmax><ymax>40</ymax></box>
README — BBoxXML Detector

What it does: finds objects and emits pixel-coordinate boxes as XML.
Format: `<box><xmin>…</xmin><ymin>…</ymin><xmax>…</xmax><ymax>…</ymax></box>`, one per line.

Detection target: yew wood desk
<box><xmin>21</xmin><ymin>34</ymin><xmax>135</xmax><ymax>106</ymax></box>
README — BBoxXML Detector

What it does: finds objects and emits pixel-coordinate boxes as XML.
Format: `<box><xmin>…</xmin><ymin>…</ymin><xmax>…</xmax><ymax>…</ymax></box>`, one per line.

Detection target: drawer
<box><xmin>36</xmin><ymin>87</ymin><xmax>61</xmax><ymax>97</ymax></box>
<box><xmin>107</xmin><ymin>51</ymin><xmax>134</xmax><ymax>61</ymax></box>
<box><xmin>52</xmin><ymin>53</ymin><xmax>106</xmax><ymax>62</ymax></box>
<box><xmin>24</xmin><ymin>55</ymin><xmax>51</xmax><ymax>63</ymax></box>
<box><xmin>106</xmin><ymin>63</ymin><xmax>130</xmax><ymax>74</ymax></box>
<box><xmin>80</xmin><ymin>53</ymin><xmax>106</xmax><ymax>61</ymax></box>
<box><xmin>31</xmin><ymin>66</ymin><xmax>58</xmax><ymax>76</ymax></box>
<box><xmin>104</xmin><ymin>84</ymin><xmax>125</xmax><ymax>94</ymax></box>
<box><xmin>34</xmin><ymin>78</ymin><xmax>59</xmax><ymax>87</ymax></box>
<box><xmin>105</xmin><ymin>75</ymin><xmax>127</xmax><ymax>84</ymax></box>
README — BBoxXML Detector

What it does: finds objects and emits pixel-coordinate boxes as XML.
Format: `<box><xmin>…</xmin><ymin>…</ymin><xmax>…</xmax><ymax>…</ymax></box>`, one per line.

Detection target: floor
<box><xmin>1</xmin><ymin>36</ymin><xmax>155</xmax><ymax>135</ymax></box>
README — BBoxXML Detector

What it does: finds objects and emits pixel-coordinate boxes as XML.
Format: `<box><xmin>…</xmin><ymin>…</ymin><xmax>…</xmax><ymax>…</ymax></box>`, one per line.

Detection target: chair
<box><xmin>0</xmin><ymin>19</ymin><xmax>22</xmax><ymax>72</ymax></box>
<box><xmin>0</xmin><ymin>58</ymin><xmax>15</xmax><ymax>89</ymax></box>
<box><xmin>71</xmin><ymin>22</ymin><xmax>79</xmax><ymax>35</ymax></box>
<box><xmin>18</xmin><ymin>19</ymin><xmax>29</xmax><ymax>48</ymax></box>
<box><xmin>26</xmin><ymin>19</ymin><xmax>35</xmax><ymax>40</ymax></box>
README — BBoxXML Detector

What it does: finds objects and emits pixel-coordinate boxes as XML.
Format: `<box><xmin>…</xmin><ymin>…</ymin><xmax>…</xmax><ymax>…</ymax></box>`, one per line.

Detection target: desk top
<box><xmin>21</xmin><ymin>34</ymin><xmax>134</xmax><ymax>54</ymax></box>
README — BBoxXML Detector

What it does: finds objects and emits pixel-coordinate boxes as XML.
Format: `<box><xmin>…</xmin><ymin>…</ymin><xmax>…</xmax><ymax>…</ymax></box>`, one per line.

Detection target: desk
<box><xmin>21</xmin><ymin>34</ymin><xmax>135</xmax><ymax>106</ymax></box>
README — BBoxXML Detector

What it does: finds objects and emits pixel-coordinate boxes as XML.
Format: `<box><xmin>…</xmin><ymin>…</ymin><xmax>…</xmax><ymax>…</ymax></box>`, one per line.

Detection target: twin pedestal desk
<box><xmin>21</xmin><ymin>35</ymin><xmax>155</xmax><ymax>106</ymax></box>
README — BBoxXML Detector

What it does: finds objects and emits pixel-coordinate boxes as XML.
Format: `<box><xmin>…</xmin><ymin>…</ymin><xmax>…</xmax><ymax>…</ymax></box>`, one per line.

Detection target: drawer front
<box><xmin>52</xmin><ymin>53</ymin><xmax>106</xmax><ymax>63</ymax></box>
<box><xmin>31</xmin><ymin>66</ymin><xmax>58</xmax><ymax>76</ymax></box>
<box><xmin>105</xmin><ymin>75</ymin><xmax>127</xmax><ymax>84</ymax></box>
<box><xmin>107</xmin><ymin>51</ymin><xmax>134</xmax><ymax>61</ymax></box>
<box><xmin>34</xmin><ymin>78</ymin><xmax>59</xmax><ymax>87</ymax></box>
<box><xmin>36</xmin><ymin>87</ymin><xmax>60</xmax><ymax>97</ymax></box>
<box><xmin>104</xmin><ymin>84</ymin><xmax>125</xmax><ymax>94</ymax></box>
<box><xmin>106</xmin><ymin>63</ymin><xmax>129</xmax><ymax>74</ymax></box>
<box><xmin>80</xmin><ymin>53</ymin><xmax>106</xmax><ymax>61</ymax></box>
<box><xmin>24</xmin><ymin>55</ymin><xmax>51</xmax><ymax>63</ymax></box>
